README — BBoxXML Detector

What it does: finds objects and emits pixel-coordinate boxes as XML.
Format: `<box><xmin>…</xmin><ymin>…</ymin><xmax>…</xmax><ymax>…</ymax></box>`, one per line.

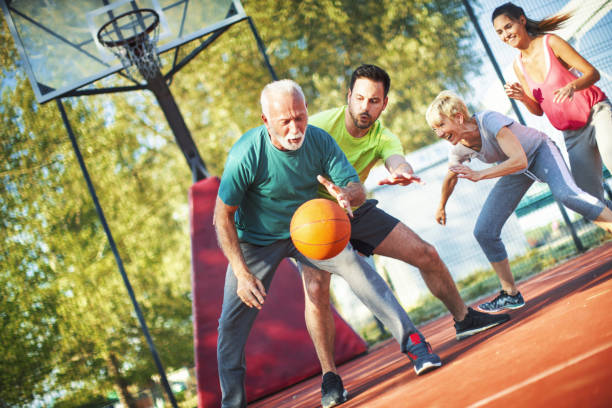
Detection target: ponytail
<box><xmin>492</xmin><ymin>2</ymin><xmax>572</xmax><ymax>36</ymax></box>
<box><xmin>533</xmin><ymin>13</ymin><xmax>572</xmax><ymax>35</ymax></box>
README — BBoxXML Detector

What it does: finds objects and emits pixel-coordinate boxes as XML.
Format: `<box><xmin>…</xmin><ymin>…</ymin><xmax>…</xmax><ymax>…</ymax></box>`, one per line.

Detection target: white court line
<box><xmin>586</xmin><ymin>289</ymin><xmax>611</xmax><ymax>301</ymax></box>
<box><xmin>467</xmin><ymin>341</ymin><xmax>612</xmax><ymax>408</ymax></box>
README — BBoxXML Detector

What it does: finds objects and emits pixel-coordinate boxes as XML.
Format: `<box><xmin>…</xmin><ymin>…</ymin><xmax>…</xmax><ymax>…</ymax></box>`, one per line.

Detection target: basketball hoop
<box><xmin>97</xmin><ymin>8</ymin><xmax>161</xmax><ymax>82</ymax></box>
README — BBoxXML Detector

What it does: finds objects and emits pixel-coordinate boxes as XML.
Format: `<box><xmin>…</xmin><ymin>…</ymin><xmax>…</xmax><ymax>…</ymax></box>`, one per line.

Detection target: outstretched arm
<box><xmin>450</xmin><ymin>127</ymin><xmax>527</xmax><ymax>182</ymax></box>
<box><xmin>213</xmin><ymin>196</ymin><xmax>267</xmax><ymax>309</ymax></box>
<box><xmin>378</xmin><ymin>154</ymin><xmax>423</xmax><ymax>186</ymax></box>
<box><xmin>436</xmin><ymin>170</ymin><xmax>458</xmax><ymax>225</ymax></box>
<box><xmin>318</xmin><ymin>175</ymin><xmax>365</xmax><ymax>217</ymax></box>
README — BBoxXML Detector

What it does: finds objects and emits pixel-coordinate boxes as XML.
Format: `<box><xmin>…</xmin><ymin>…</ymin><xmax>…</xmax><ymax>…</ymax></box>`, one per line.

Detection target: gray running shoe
<box><xmin>454</xmin><ymin>307</ymin><xmax>510</xmax><ymax>340</ymax></box>
<box><xmin>405</xmin><ymin>333</ymin><xmax>442</xmax><ymax>375</ymax></box>
<box><xmin>478</xmin><ymin>290</ymin><xmax>525</xmax><ymax>313</ymax></box>
<box><xmin>321</xmin><ymin>372</ymin><xmax>348</xmax><ymax>408</ymax></box>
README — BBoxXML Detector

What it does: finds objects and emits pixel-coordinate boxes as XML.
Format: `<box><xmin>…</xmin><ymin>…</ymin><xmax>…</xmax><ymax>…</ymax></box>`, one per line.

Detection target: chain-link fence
<box><xmin>473</xmin><ymin>0</ymin><xmax>612</xmax><ymax>96</ymax></box>
<box><xmin>330</xmin><ymin>1</ymin><xmax>612</xmax><ymax>334</ymax></box>
<box><xmin>464</xmin><ymin>0</ymin><xmax>612</xmax><ymax>266</ymax></box>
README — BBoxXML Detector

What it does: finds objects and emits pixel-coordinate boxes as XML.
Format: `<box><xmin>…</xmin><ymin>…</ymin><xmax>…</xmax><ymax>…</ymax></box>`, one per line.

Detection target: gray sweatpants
<box><xmin>474</xmin><ymin>138</ymin><xmax>605</xmax><ymax>263</ymax></box>
<box><xmin>563</xmin><ymin>100</ymin><xmax>612</xmax><ymax>208</ymax></box>
<box><xmin>217</xmin><ymin>239</ymin><xmax>419</xmax><ymax>408</ymax></box>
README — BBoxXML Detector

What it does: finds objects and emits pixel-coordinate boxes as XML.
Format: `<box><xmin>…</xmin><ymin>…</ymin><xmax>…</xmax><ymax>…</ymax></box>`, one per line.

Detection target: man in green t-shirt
<box><xmin>301</xmin><ymin>65</ymin><xmax>511</xmax><ymax>407</ymax></box>
<box><xmin>214</xmin><ymin>79</ymin><xmax>442</xmax><ymax>408</ymax></box>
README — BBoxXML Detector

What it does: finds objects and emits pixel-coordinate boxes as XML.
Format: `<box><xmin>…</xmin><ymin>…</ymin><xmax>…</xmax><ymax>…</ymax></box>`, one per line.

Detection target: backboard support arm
<box><xmin>248</xmin><ymin>16</ymin><xmax>278</xmax><ymax>81</ymax></box>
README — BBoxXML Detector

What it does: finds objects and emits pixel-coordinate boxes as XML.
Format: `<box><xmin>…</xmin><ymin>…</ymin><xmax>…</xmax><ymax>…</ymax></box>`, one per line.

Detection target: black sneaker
<box><xmin>405</xmin><ymin>333</ymin><xmax>442</xmax><ymax>375</ymax></box>
<box><xmin>454</xmin><ymin>307</ymin><xmax>510</xmax><ymax>340</ymax></box>
<box><xmin>478</xmin><ymin>290</ymin><xmax>525</xmax><ymax>313</ymax></box>
<box><xmin>321</xmin><ymin>372</ymin><xmax>348</xmax><ymax>408</ymax></box>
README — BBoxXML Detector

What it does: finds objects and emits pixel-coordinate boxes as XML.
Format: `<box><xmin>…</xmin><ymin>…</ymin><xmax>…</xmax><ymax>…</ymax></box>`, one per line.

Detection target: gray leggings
<box><xmin>217</xmin><ymin>239</ymin><xmax>419</xmax><ymax>408</ymax></box>
<box><xmin>474</xmin><ymin>138</ymin><xmax>605</xmax><ymax>263</ymax></box>
<box><xmin>563</xmin><ymin>100</ymin><xmax>612</xmax><ymax>208</ymax></box>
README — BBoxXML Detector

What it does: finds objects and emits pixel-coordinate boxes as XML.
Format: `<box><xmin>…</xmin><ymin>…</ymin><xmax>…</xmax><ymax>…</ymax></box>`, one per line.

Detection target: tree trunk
<box><xmin>108</xmin><ymin>352</ymin><xmax>137</xmax><ymax>408</ymax></box>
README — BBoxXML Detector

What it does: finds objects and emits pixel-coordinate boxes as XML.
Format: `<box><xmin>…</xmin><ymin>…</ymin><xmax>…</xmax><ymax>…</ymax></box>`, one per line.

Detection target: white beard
<box><xmin>275</xmin><ymin>131</ymin><xmax>305</xmax><ymax>151</ymax></box>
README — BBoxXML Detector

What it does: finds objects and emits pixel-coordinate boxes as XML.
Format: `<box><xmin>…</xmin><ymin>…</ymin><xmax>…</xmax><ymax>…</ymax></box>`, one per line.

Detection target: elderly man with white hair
<box><xmin>214</xmin><ymin>79</ymin><xmax>442</xmax><ymax>408</ymax></box>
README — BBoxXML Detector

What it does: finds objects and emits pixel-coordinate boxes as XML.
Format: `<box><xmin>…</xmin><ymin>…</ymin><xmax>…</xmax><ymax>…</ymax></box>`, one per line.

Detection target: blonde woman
<box><xmin>426</xmin><ymin>90</ymin><xmax>612</xmax><ymax>312</ymax></box>
<box><xmin>492</xmin><ymin>2</ymin><xmax>612</xmax><ymax>207</ymax></box>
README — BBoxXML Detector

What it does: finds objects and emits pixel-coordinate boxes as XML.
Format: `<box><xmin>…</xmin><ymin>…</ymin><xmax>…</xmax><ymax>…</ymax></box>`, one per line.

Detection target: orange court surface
<box><xmin>250</xmin><ymin>241</ymin><xmax>612</xmax><ymax>408</ymax></box>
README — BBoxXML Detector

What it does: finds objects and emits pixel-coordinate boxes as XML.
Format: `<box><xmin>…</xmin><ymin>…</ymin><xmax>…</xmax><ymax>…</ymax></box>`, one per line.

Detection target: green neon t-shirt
<box><xmin>309</xmin><ymin>106</ymin><xmax>403</xmax><ymax>200</ymax></box>
<box><xmin>218</xmin><ymin>124</ymin><xmax>359</xmax><ymax>245</ymax></box>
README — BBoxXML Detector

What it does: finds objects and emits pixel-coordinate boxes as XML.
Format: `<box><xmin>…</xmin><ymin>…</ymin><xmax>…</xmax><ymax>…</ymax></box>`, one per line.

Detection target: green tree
<box><xmin>1</xmin><ymin>18</ymin><xmax>193</xmax><ymax>407</ymax></box>
<box><xmin>1</xmin><ymin>1</ymin><xmax>479</xmax><ymax>405</ymax></box>
<box><xmin>43</xmin><ymin>92</ymin><xmax>194</xmax><ymax>408</ymax></box>
<box><xmin>1</xmin><ymin>19</ymin><xmax>63</xmax><ymax>403</ymax></box>
<box><xmin>166</xmin><ymin>0</ymin><xmax>477</xmax><ymax>176</ymax></box>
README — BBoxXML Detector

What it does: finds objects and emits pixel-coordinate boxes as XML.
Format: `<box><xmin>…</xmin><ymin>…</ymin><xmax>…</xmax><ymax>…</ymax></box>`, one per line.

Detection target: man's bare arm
<box><xmin>317</xmin><ymin>176</ymin><xmax>366</xmax><ymax>217</ymax></box>
<box><xmin>213</xmin><ymin>196</ymin><xmax>266</xmax><ymax>309</ymax></box>
<box><xmin>378</xmin><ymin>154</ymin><xmax>423</xmax><ymax>186</ymax></box>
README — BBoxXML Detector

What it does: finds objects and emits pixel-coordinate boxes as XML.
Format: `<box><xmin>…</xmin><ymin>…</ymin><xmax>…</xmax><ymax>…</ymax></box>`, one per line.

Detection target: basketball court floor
<box><xmin>251</xmin><ymin>241</ymin><xmax>612</xmax><ymax>407</ymax></box>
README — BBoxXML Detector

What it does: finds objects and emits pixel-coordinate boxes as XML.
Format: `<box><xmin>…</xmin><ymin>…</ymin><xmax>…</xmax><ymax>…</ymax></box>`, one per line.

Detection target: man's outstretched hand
<box><xmin>378</xmin><ymin>172</ymin><xmax>423</xmax><ymax>186</ymax></box>
<box><xmin>378</xmin><ymin>162</ymin><xmax>424</xmax><ymax>186</ymax></box>
<box><xmin>317</xmin><ymin>175</ymin><xmax>354</xmax><ymax>217</ymax></box>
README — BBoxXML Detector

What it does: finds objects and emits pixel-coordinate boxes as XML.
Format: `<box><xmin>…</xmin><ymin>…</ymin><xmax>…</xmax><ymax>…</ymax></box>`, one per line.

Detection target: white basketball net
<box><xmin>98</xmin><ymin>10</ymin><xmax>161</xmax><ymax>82</ymax></box>
<box><xmin>116</xmin><ymin>32</ymin><xmax>161</xmax><ymax>81</ymax></box>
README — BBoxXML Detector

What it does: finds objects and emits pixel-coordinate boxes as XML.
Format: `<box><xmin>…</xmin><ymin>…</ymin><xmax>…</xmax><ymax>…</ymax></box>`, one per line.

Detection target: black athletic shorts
<box><xmin>349</xmin><ymin>199</ymin><xmax>400</xmax><ymax>256</ymax></box>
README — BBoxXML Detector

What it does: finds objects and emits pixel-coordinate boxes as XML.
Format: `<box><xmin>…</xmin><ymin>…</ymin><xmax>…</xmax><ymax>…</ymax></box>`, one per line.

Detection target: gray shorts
<box><xmin>350</xmin><ymin>199</ymin><xmax>400</xmax><ymax>256</ymax></box>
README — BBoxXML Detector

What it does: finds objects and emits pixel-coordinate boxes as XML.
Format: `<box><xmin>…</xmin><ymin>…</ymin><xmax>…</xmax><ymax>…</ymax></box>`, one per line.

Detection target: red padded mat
<box><xmin>190</xmin><ymin>177</ymin><xmax>368</xmax><ymax>407</ymax></box>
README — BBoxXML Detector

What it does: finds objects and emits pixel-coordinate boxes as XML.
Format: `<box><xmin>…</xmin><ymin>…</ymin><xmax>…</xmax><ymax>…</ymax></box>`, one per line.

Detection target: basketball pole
<box><xmin>56</xmin><ymin>99</ymin><xmax>179</xmax><ymax>408</ymax></box>
<box><xmin>139</xmin><ymin>17</ymin><xmax>277</xmax><ymax>182</ymax></box>
<box><xmin>143</xmin><ymin>16</ymin><xmax>277</xmax><ymax>183</ymax></box>
<box><xmin>144</xmin><ymin>68</ymin><xmax>209</xmax><ymax>182</ymax></box>
<box><xmin>461</xmin><ymin>0</ymin><xmax>525</xmax><ymax>124</ymax></box>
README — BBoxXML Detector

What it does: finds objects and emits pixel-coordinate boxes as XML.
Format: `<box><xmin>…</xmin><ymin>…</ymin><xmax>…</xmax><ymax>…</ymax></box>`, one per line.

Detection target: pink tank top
<box><xmin>516</xmin><ymin>34</ymin><xmax>606</xmax><ymax>130</ymax></box>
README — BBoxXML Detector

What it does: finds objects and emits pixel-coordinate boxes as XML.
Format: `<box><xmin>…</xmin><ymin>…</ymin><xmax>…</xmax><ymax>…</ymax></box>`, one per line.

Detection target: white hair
<box><xmin>260</xmin><ymin>79</ymin><xmax>306</xmax><ymax>117</ymax></box>
<box><xmin>425</xmin><ymin>90</ymin><xmax>471</xmax><ymax>127</ymax></box>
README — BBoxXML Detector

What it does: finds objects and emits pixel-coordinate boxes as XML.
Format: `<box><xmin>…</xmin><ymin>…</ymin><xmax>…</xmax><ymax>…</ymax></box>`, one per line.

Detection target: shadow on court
<box><xmin>250</xmin><ymin>241</ymin><xmax>612</xmax><ymax>408</ymax></box>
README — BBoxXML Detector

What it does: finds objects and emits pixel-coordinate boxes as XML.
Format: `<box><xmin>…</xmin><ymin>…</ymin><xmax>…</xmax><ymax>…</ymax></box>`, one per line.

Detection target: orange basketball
<box><xmin>290</xmin><ymin>198</ymin><xmax>351</xmax><ymax>260</ymax></box>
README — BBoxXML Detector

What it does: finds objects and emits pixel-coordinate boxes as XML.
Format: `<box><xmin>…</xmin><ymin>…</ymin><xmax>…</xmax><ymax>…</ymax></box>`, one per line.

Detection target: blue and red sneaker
<box><xmin>406</xmin><ymin>333</ymin><xmax>442</xmax><ymax>375</ymax></box>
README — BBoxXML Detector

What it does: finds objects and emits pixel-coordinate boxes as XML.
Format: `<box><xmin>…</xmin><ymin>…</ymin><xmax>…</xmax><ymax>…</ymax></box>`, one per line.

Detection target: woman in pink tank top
<box><xmin>491</xmin><ymin>2</ymin><xmax>612</xmax><ymax>207</ymax></box>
